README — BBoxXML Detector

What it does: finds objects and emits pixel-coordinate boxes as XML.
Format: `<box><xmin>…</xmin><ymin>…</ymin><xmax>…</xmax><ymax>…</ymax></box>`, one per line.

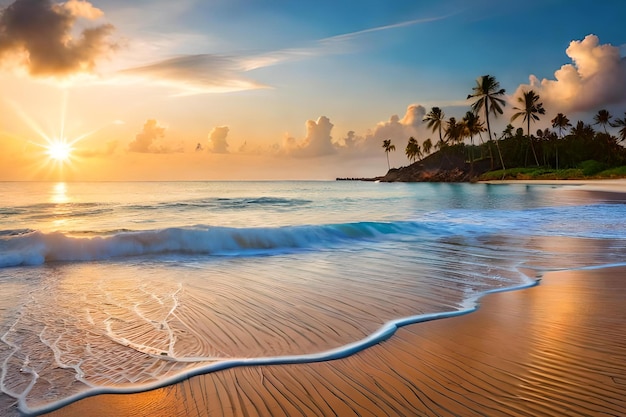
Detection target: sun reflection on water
<box><xmin>50</xmin><ymin>182</ymin><xmax>69</xmax><ymax>204</ymax></box>
<box><xmin>49</xmin><ymin>182</ymin><xmax>71</xmax><ymax>229</ymax></box>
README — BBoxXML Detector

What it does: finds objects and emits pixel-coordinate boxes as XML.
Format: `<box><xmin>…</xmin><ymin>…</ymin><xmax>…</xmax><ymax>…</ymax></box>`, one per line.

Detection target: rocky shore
<box><xmin>338</xmin><ymin>151</ymin><xmax>492</xmax><ymax>182</ymax></box>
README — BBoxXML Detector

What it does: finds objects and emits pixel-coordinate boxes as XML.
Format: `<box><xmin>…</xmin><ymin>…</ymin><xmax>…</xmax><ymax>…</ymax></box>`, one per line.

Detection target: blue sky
<box><xmin>0</xmin><ymin>0</ymin><xmax>625</xmax><ymax>180</ymax></box>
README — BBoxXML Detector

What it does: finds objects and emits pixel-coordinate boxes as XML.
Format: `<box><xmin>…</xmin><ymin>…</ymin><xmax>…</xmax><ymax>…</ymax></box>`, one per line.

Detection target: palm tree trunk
<box><xmin>494</xmin><ymin>132</ymin><xmax>506</xmax><ymax>176</ymax></box>
<box><xmin>556</xmin><ymin>145</ymin><xmax>559</xmax><ymax>170</ymax></box>
<box><xmin>528</xmin><ymin>119</ymin><xmax>539</xmax><ymax>166</ymax></box>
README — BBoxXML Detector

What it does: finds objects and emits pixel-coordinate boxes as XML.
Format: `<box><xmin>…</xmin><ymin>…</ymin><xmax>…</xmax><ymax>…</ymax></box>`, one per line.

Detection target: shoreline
<box><xmin>42</xmin><ymin>264</ymin><xmax>626</xmax><ymax>417</ymax></box>
<box><xmin>26</xmin><ymin>270</ymin><xmax>539</xmax><ymax>416</ymax></box>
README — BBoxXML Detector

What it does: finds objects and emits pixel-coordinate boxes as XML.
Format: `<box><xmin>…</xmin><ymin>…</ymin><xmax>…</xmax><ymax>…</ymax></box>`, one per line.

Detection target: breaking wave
<box><xmin>0</xmin><ymin>221</ymin><xmax>422</xmax><ymax>268</ymax></box>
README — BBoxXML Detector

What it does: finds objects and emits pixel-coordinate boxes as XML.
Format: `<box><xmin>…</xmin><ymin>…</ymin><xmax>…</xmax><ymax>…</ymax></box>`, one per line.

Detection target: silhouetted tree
<box><xmin>551</xmin><ymin>113</ymin><xmax>571</xmax><ymax>139</ymax></box>
<box><xmin>467</xmin><ymin>75</ymin><xmax>506</xmax><ymax>149</ymax></box>
<box><xmin>405</xmin><ymin>137</ymin><xmax>421</xmax><ymax>163</ymax></box>
<box><xmin>423</xmin><ymin>138</ymin><xmax>433</xmax><ymax>155</ymax></box>
<box><xmin>551</xmin><ymin>113</ymin><xmax>571</xmax><ymax>169</ymax></box>
<box><xmin>511</xmin><ymin>89</ymin><xmax>545</xmax><ymax>166</ymax></box>
<box><xmin>462</xmin><ymin>111</ymin><xmax>485</xmax><ymax>163</ymax></box>
<box><xmin>502</xmin><ymin>124</ymin><xmax>515</xmax><ymax>139</ymax></box>
<box><xmin>444</xmin><ymin>117</ymin><xmax>463</xmax><ymax>145</ymax></box>
<box><xmin>594</xmin><ymin>109</ymin><xmax>612</xmax><ymax>133</ymax></box>
<box><xmin>612</xmin><ymin>112</ymin><xmax>626</xmax><ymax>142</ymax></box>
<box><xmin>571</xmin><ymin>121</ymin><xmax>595</xmax><ymax>139</ymax></box>
<box><xmin>382</xmin><ymin>139</ymin><xmax>396</xmax><ymax>170</ymax></box>
<box><xmin>424</xmin><ymin>107</ymin><xmax>445</xmax><ymax>145</ymax></box>
<box><xmin>537</xmin><ymin>128</ymin><xmax>556</xmax><ymax>167</ymax></box>
<box><xmin>462</xmin><ymin>111</ymin><xmax>485</xmax><ymax>147</ymax></box>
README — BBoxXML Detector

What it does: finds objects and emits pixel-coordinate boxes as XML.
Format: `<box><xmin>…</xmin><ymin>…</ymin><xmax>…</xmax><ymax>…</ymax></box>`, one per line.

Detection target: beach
<box><xmin>2</xmin><ymin>181</ymin><xmax>626</xmax><ymax>416</ymax></box>
<box><xmin>41</xmin><ymin>265</ymin><xmax>626</xmax><ymax>417</ymax></box>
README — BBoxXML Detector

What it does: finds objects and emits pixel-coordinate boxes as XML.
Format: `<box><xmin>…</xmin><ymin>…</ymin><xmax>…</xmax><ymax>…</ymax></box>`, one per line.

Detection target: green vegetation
<box><xmin>387</xmin><ymin>74</ymin><xmax>626</xmax><ymax>181</ymax></box>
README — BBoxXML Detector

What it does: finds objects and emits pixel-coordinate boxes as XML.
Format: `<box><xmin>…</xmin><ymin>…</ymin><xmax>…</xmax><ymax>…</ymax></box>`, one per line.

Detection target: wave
<box><xmin>0</xmin><ymin>221</ymin><xmax>421</xmax><ymax>268</ymax></box>
<box><xmin>4</xmin><ymin>202</ymin><xmax>625</xmax><ymax>269</ymax></box>
<box><xmin>128</xmin><ymin>196</ymin><xmax>312</xmax><ymax>211</ymax></box>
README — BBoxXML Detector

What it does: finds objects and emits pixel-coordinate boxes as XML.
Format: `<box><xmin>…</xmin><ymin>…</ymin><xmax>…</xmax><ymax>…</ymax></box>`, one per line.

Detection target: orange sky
<box><xmin>0</xmin><ymin>0</ymin><xmax>625</xmax><ymax>181</ymax></box>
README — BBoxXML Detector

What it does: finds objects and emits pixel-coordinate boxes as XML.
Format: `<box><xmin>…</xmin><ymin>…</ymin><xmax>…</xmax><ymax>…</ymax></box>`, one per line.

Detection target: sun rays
<box><xmin>8</xmin><ymin>91</ymin><xmax>98</xmax><ymax>179</ymax></box>
<box><xmin>45</xmin><ymin>138</ymin><xmax>74</xmax><ymax>163</ymax></box>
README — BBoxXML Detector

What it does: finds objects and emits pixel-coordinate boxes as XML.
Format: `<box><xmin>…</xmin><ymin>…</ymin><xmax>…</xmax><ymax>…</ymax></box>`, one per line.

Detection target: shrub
<box><xmin>578</xmin><ymin>160</ymin><xmax>608</xmax><ymax>176</ymax></box>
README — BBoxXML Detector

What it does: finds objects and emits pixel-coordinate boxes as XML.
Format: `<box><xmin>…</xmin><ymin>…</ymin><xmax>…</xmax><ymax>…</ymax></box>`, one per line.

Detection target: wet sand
<box><xmin>42</xmin><ymin>265</ymin><xmax>626</xmax><ymax>417</ymax></box>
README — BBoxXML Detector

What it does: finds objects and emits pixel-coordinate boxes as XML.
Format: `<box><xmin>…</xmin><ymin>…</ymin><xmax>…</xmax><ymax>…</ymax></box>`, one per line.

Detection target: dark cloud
<box><xmin>0</xmin><ymin>0</ymin><xmax>117</xmax><ymax>77</ymax></box>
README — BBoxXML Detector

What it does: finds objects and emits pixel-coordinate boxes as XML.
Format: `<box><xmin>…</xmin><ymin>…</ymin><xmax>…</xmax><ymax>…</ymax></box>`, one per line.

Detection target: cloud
<box><xmin>320</xmin><ymin>15</ymin><xmax>454</xmax><ymax>46</ymax></box>
<box><xmin>278</xmin><ymin>105</ymin><xmax>427</xmax><ymax>159</ymax></box>
<box><xmin>120</xmin><ymin>54</ymin><xmax>267</xmax><ymax>94</ymax></box>
<box><xmin>128</xmin><ymin>119</ymin><xmax>179</xmax><ymax>153</ymax></box>
<box><xmin>0</xmin><ymin>0</ymin><xmax>118</xmax><ymax>77</ymax></box>
<box><xmin>518</xmin><ymin>34</ymin><xmax>626</xmax><ymax>113</ymax></box>
<box><xmin>340</xmin><ymin>104</ymin><xmax>426</xmax><ymax>154</ymax></box>
<box><xmin>242</xmin><ymin>15</ymin><xmax>454</xmax><ymax>71</ymax></box>
<box><xmin>207</xmin><ymin>126</ymin><xmax>230</xmax><ymax>153</ymax></box>
<box><xmin>242</xmin><ymin>15</ymin><xmax>451</xmax><ymax>71</ymax></box>
<box><xmin>119</xmin><ymin>14</ymin><xmax>452</xmax><ymax>95</ymax></box>
<box><xmin>283</xmin><ymin>116</ymin><xmax>337</xmax><ymax>157</ymax></box>
<box><xmin>62</xmin><ymin>0</ymin><xmax>103</xmax><ymax>19</ymax></box>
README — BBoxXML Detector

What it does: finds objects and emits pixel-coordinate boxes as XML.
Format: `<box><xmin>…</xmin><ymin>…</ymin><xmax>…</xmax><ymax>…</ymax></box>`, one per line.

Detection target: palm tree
<box><xmin>467</xmin><ymin>75</ymin><xmax>506</xmax><ymax>147</ymax></box>
<box><xmin>405</xmin><ymin>137</ymin><xmax>421</xmax><ymax>163</ymax></box>
<box><xmin>462</xmin><ymin>111</ymin><xmax>485</xmax><ymax>165</ymax></box>
<box><xmin>612</xmin><ymin>112</ymin><xmax>626</xmax><ymax>142</ymax></box>
<box><xmin>462</xmin><ymin>111</ymin><xmax>485</xmax><ymax>146</ymax></box>
<box><xmin>423</xmin><ymin>138</ymin><xmax>433</xmax><ymax>156</ymax></box>
<box><xmin>502</xmin><ymin>124</ymin><xmax>515</xmax><ymax>139</ymax></box>
<box><xmin>511</xmin><ymin>89</ymin><xmax>545</xmax><ymax>166</ymax></box>
<box><xmin>444</xmin><ymin>117</ymin><xmax>463</xmax><ymax>145</ymax></box>
<box><xmin>424</xmin><ymin>107</ymin><xmax>445</xmax><ymax>144</ymax></box>
<box><xmin>551</xmin><ymin>113</ymin><xmax>571</xmax><ymax>139</ymax></box>
<box><xmin>536</xmin><ymin>128</ymin><xmax>555</xmax><ymax>166</ymax></box>
<box><xmin>550</xmin><ymin>114</ymin><xmax>570</xmax><ymax>169</ymax></box>
<box><xmin>382</xmin><ymin>139</ymin><xmax>396</xmax><ymax>170</ymax></box>
<box><xmin>594</xmin><ymin>109</ymin><xmax>612</xmax><ymax>133</ymax></box>
<box><xmin>571</xmin><ymin>120</ymin><xmax>595</xmax><ymax>139</ymax></box>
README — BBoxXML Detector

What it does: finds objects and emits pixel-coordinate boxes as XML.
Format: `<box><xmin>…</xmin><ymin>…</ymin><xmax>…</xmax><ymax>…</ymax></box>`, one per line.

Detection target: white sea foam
<box><xmin>1</xmin><ymin>181</ymin><xmax>625</xmax><ymax>416</ymax></box>
<box><xmin>0</xmin><ymin>222</ymin><xmax>425</xmax><ymax>268</ymax></box>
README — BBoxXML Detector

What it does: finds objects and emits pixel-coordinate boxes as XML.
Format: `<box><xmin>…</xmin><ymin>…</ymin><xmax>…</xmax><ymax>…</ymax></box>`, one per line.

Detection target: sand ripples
<box><xmin>74</xmin><ymin>267</ymin><xmax>623</xmax><ymax>417</ymax></box>
<box><xmin>1</xmin><ymin>234</ymin><xmax>624</xmax><ymax>415</ymax></box>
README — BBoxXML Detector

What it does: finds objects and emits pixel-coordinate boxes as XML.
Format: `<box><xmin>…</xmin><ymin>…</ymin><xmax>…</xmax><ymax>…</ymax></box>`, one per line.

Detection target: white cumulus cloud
<box><xmin>517</xmin><ymin>34</ymin><xmax>626</xmax><ymax>114</ymax></box>
<box><xmin>283</xmin><ymin>116</ymin><xmax>336</xmax><ymax>157</ymax></box>
<box><xmin>207</xmin><ymin>126</ymin><xmax>230</xmax><ymax>153</ymax></box>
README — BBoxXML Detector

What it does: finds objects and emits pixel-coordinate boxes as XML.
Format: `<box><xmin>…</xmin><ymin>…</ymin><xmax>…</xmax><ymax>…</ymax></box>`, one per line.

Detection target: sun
<box><xmin>45</xmin><ymin>139</ymin><xmax>73</xmax><ymax>163</ymax></box>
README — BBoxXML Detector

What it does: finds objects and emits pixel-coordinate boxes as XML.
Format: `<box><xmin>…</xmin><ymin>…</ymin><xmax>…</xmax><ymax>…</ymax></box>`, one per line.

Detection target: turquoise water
<box><xmin>1</xmin><ymin>181</ymin><xmax>625</xmax><ymax>415</ymax></box>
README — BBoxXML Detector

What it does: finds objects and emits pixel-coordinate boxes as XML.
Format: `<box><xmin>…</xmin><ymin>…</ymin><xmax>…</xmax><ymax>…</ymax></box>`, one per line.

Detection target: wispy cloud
<box><xmin>119</xmin><ymin>54</ymin><xmax>268</xmax><ymax>94</ymax></box>
<box><xmin>120</xmin><ymin>14</ymin><xmax>453</xmax><ymax>94</ymax></box>
<box><xmin>322</xmin><ymin>15</ymin><xmax>454</xmax><ymax>44</ymax></box>
<box><xmin>243</xmin><ymin>14</ymin><xmax>454</xmax><ymax>71</ymax></box>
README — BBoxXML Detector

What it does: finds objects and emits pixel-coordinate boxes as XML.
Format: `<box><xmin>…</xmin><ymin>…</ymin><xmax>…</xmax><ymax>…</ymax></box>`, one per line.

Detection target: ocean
<box><xmin>1</xmin><ymin>181</ymin><xmax>625</xmax><ymax>416</ymax></box>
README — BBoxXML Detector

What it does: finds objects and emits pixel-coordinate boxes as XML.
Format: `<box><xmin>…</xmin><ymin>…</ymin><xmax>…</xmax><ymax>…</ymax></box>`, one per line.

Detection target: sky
<box><xmin>0</xmin><ymin>0</ymin><xmax>625</xmax><ymax>181</ymax></box>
